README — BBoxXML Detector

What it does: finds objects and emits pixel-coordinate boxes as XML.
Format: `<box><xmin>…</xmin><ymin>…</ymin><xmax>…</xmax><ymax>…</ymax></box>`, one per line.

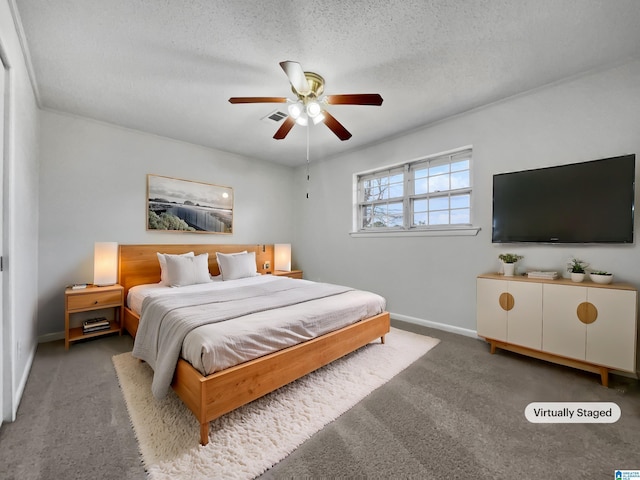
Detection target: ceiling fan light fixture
<box><xmin>306</xmin><ymin>100</ymin><xmax>322</xmax><ymax>118</ymax></box>
<box><xmin>312</xmin><ymin>112</ymin><xmax>325</xmax><ymax>125</ymax></box>
<box><xmin>288</xmin><ymin>102</ymin><xmax>304</xmax><ymax>119</ymax></box>
<box><xmin>295</xmin><ymin>116</ymin><xmax>309</xmax><ymax>126</ymax></box>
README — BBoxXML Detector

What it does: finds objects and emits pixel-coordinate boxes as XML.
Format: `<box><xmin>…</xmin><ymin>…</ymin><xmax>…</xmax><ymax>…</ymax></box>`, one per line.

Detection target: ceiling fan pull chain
<box><xmin>306</xmin><ymin>125</ymin><xmax>310</xmax><ymax>199</ymax></box>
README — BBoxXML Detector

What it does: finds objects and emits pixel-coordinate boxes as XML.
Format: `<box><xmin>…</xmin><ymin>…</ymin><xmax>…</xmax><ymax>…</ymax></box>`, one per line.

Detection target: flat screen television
<box><xmin>492</xmin><ymin>154</ymin><xmax>635</xmax><ymax>244</ymax></box>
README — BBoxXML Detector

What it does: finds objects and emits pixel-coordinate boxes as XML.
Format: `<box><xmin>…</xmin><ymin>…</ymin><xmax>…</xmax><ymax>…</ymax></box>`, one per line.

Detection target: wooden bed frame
<box><xmin>118</xmin><ymin>244</ymin><xmax>390</xmax><ymax>445</ymax></box>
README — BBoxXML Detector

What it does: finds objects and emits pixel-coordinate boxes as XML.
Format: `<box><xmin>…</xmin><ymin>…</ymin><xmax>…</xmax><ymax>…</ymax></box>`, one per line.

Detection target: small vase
<box><xmin>571</xmin><ymin>272</ymin><xmax>585</xmax><ymax>283</ymax></box>
<box><xmin>503</xmin><ymin>262</ymin><xmax>515</xmax><ymax>277</ymax></box>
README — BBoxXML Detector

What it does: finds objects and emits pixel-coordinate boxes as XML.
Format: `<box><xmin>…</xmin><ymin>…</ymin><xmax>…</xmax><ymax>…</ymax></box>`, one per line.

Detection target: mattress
<box><xmin>128</xmin><ymin>275</ymin><xmax>386</xmax><ymax>377</ymax></box>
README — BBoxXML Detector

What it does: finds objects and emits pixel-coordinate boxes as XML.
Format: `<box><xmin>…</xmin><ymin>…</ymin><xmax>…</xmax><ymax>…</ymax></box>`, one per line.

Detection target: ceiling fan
<box><xmin>228</xmin><ymin>61</ymin><xmax>383</xmax><ymax>141</ymax></box>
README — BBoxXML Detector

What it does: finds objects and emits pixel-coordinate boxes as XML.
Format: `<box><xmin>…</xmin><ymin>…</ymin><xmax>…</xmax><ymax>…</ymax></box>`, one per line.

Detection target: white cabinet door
<box><xmin>477</xmin><ymin>278</ymin><xmax>507</xmax><ymax>341</ymax></box>
<box><xmin>477</xmin><ymin>278</ymin><xmax>542</xmax><ymax>349</ymax></box>
<box><xmin>586</xmin><ymin>288</ymin><xmax>637</xmax><ymax>371</ymax></box>
<box><xmin>507</xmin><ymin>281</ymin><xmax>542</xmax><ymax>350</ymax></box>
<box><xmin>542</xmin><ymin>284</ymin><xmax>587</xmax><ymax>361</ymax></box>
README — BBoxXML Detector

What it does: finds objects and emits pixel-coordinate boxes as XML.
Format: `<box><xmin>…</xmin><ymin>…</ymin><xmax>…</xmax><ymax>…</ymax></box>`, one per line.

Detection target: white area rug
<box><xmin>112</xmin><ymin>327</ymin><xmax>440</xmax><ymax>480</ymax></box>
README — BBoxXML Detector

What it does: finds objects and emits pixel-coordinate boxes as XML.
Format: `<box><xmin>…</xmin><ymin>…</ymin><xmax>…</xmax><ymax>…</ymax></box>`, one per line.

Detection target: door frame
<box><xmin>0</xmin><ymin>41</ymin><xmax>9</xmax><ymax>427</ymax></box>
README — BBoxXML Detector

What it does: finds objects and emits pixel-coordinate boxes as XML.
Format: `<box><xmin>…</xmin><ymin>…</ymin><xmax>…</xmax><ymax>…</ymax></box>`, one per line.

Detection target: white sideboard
<box><xmin>476</xmin><ymin>273</ymin><xmax>638</xmax><ymax>386</ymax></box>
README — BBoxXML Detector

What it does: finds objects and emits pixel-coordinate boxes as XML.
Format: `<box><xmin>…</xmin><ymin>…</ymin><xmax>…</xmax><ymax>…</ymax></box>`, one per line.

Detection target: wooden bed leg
<box><xmin>380</xmin><ymin>335</ymin><xmax>385</xmax><ymax>344</ymax></box>
<box><xmin>489</xmin><ymin>341</ymin><xmax>497</xmax><ymax>355</ymax></box>
<box><xmin>200</xmin><ymin>422</ymin><xmax>209</xmax><ymax>446</ymax></box>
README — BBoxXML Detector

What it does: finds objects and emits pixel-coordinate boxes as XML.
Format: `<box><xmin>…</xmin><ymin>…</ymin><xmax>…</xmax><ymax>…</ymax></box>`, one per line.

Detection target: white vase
<box><xmin>503</xmin><ymin>262</ymin><xmax>515</xmax><ymax>276</ymax></box>
<box><xmin>571</xmin><ymin>272</ymin><xmax>585</xmax><ymax>282</ymax></box>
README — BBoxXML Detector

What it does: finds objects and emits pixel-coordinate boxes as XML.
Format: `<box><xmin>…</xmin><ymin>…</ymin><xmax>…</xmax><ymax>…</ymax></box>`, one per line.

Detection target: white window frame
<box><xmin>351</xmin><ymin>146</ymin><xmax>481</xmax><ymax>238</ymax></box>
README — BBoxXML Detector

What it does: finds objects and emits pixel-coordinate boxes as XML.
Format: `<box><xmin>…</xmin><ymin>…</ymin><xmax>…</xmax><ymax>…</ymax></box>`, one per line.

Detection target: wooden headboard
<box><xmin>118</xmin><ymin>244</ymin><xmax>274</xmax><ymax>298</ymax></box>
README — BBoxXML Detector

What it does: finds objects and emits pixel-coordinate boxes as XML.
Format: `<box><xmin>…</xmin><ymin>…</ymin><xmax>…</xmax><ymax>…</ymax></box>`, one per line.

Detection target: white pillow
<box><xmin>157</xmin><ymin>252</ymin><xmax>194</xmax><ymax>285</ymax></box>
<box><xmin>213</xmin><ymin>250</ymin><xmax>246</xmax><ymax>276</ymax></box>
<box><xmin>216</xmin><ymin>251</ymin><xmax>258</xmax><ymax>281</ymax></box>
<box><xmin>164</xmin><ymin>253</ymin><xmax>212</xmax><ymax>287</ymax></box>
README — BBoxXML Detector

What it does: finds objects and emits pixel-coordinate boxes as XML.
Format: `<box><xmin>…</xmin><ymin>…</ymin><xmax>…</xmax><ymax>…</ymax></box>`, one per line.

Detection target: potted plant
<box><xmin>590</xmin><ymin>270</ymin><xmax>614</xmax><ymax>284</ymax></box>
<box><xmin>498</xmin><ymin>253</ymin><xmax>523</xmax><ymax>277</ymax></box>
<box><xmin>567</xmin><ymin>258</ymin><xmax>588</xmax><ymax>282</ymax></box>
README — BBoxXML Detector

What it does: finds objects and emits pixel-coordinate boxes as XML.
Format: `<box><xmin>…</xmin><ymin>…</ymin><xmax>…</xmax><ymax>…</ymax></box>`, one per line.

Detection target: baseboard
<box><xmin>615</xmin><ymin>370</ymin><xmax>639</xmax><ymax>380</ymax></box>
<box><xmin>390</xmin><ymin>312</ymin><xmax>478</xmax><ymax>338</ymax></box>
<box><xmin>38</xmin><ymin>331</ymin><xmax>64</xmax><ymax>343</ymax></box>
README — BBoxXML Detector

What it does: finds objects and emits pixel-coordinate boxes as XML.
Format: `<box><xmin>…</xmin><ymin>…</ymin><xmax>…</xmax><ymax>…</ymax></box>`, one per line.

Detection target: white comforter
<box><xmin>129</xmin><ymin>275</ymin><xmax>386</xmax><ymax>398</ymax></box>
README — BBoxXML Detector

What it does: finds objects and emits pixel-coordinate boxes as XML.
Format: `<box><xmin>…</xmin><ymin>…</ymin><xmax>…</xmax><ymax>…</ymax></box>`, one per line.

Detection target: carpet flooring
<box><xmin>112</xmin><ymin>327</ymin><xmax>440</xmax><ymax>479</ymax></box>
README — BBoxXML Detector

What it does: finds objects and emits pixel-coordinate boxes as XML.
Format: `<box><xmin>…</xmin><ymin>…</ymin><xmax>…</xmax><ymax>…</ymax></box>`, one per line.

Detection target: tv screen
<box><xmin>492</xmin><ymin>154</ymin><xmax>635</xmax><ymax>244</ymax></box>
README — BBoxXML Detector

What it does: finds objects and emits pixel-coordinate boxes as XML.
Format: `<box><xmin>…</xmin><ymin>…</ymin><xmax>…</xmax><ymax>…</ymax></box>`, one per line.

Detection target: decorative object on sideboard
<box><xmin>498</xmin><ymin>253</ymin><xmax>523</xmax><ymax>277</ymax></box>
<box><xmin>567</xmin><ymin>257</ymin><xmax>589</xmax><ymax>282</ymax></box>
<box><xmin>274</xmin><ymin>243</ymin><xmax>292</xmax><ymax>272</ymax></box>
<box><xmin>590</xmin><ymin>271</ymin><xmax>614</xmax><ymax>284</ymax></box>
<box><xmin>526</xmin><ymin>271</ymin><xmax>558</xmax><ymax>280</ymax></box>
<box><xmin>94</xmin><ymin>242</ymin><xmax>118</xmax><ymax>286</ymax></box>
<box><xmin>147</xmin><ymin>174</ymin><xmax>233</xmax><ymax>234</ymax></box>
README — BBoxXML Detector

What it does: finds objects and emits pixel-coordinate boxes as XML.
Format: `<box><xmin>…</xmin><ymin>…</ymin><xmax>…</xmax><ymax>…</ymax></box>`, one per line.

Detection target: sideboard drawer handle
<box><xmin>499</xmin><ymin>292</ymin><xmax>515</xmax><ymax>311</ymax></box>
<box><xmin>577</xmin><ymin>302</ymin><xmax>598</xmax><ymax>324</ymax></box>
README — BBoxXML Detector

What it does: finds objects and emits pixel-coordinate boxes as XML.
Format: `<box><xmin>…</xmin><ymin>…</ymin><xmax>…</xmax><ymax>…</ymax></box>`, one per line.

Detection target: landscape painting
<box><xmin>147</xmin><ymin>174</ymin><xmax>233</xmax><ymax>233</ymax></box>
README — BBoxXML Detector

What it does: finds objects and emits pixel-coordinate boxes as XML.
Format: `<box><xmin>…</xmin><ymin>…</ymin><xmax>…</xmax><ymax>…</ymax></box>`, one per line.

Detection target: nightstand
<box><xmin>64</xmin><ymin>284</ymin><xmax>124</xmax><ymax>349</ymax></box>
<box><xmin>273</xmin><ymin>270</ymin><xmax>303</xmax><ymax>279</ymax></box>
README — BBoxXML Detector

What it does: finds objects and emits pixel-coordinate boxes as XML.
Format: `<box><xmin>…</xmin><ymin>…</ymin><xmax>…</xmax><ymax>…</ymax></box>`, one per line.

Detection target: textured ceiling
<box><xmin>13</xmin><ymin>0</ymin><xmax>640</xmax><ymax>167</ymax></box>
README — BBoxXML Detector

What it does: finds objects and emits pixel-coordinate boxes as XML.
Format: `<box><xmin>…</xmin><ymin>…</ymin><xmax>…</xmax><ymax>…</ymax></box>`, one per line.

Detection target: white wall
<box><xmin>293</xmin><ymin>60</ymin><xmax>640</xmax><ymax>336</ymax></box>
<box><xmin>37</xmin><ymin>111</ymin><xmax>295</xmax><ymax>338</ymax></box>
<box><xmin>1</xmin><ymin>0</ymin><xmax>41</xmax><ymax>422</ymax></box>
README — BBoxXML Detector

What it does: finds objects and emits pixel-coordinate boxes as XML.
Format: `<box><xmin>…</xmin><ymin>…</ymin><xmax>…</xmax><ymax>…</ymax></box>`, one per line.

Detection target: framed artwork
<box><xmin>147</xmin><ymin>174</ymin><xmax>233</xmax><ymax>234</ymax></box>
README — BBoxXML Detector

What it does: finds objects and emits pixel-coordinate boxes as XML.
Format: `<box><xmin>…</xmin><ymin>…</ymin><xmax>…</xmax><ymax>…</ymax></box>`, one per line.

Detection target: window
<box><xmin>354</xmin><ymin>148</ymin><xmax>476</xmax><ymax>236</ymax></box>
<box><xmin>359</xmin><ymin>167</ymin><xmax>405</xmax><ymax>229</ymax></box>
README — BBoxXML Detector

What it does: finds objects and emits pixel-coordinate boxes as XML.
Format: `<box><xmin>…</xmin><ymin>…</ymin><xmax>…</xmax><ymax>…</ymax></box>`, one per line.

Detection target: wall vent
<box><xmin>262</xmin><ymin>110</ymin><xmax>288</xmax><ymax>123</ymax></box>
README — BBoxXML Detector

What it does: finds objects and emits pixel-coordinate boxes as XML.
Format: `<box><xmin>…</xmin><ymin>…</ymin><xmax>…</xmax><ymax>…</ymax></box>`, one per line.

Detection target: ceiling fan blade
<box><xmin>273</xmin><ymin>117</ymin><xmax>296</xmax><ymax>140</ymax></box>
<box><xmin>325</xmin><ymin>94</ymin><xmax>383</xmax><ymax>106</ymax></box>
<box><xmin>229</xmin><ymin>97</ymin><xmax>288</xmax><ymax>104</ymax></box>
<box><xmin>279</xmin><ymin>61</ymin><xmax>311</xmax><ymax>96</ymax></box>
<box><xmin>322</xmin><ymin>111</ymin><xmax>352</xmax><ymax>141</ymax></box>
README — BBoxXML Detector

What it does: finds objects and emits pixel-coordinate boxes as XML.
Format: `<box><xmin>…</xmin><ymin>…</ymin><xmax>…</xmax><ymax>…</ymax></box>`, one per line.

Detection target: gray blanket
<box><xmin>131</xmin><ymin>278</ymin><xmax>353</xmax><ymax>398</ymax></box>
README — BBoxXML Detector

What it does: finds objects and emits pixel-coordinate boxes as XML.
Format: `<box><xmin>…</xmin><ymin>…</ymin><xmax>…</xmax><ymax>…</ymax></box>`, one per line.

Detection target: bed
<box><xmin>118</xmin><ymin>244</ymin><xmax>390</xmax><ymax>445</ymax></box>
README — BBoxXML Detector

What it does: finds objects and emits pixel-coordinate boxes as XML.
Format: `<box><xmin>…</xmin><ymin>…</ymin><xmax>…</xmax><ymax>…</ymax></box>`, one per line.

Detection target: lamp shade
<box><xmin>274</xmin><ymin>243</ymin><xmax>291</xmax><ymax>272</ymax></box>
<box><xmin>94</xmin><ymin>242</ymin><xmax>118</xmax><ymax>286</ymax></box>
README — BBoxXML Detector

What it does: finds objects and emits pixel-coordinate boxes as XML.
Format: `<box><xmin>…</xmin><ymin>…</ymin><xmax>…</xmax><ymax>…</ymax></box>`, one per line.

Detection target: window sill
<box><xmin>349</xmin><ymin>226</ymin><xmax>481</xmax><ymax>238</ymax></box>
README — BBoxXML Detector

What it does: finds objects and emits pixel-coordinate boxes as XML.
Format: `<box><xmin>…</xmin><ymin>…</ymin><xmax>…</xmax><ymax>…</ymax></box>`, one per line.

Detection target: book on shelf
<box><xmin>82</xmin><ymin>317</ymin><xmax>110</xmax><ymax>334</ymax></box>
<box><xmin>526</xmin><ymin>271</ymin><xmax>558</xmax><ymax>279</ymax></box>
<box><xmin>83</xmin><ymin>321</ymin><xmax>109</xmax><ymax>328</ymax></box>
<box><xmin>83</xmin><ymin>324</ymin><xmax>111</xmax><ymax>334</ymax></box>
<box><xmin>83</xmin><ymin>317</ymin><xmax>108</xmax><ymax>327</ymax></box>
